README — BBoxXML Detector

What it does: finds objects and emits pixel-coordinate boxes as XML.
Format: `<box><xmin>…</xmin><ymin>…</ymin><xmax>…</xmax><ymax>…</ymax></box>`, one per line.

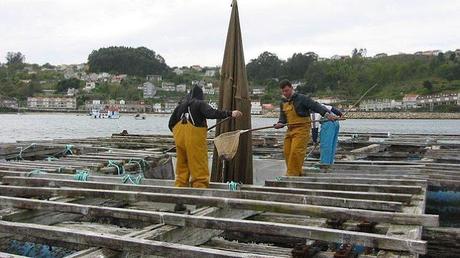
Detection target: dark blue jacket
<box><xmin>278</xmin><ymin>93</ymin><xmax>329</xmax><ymax>124</ymax></box>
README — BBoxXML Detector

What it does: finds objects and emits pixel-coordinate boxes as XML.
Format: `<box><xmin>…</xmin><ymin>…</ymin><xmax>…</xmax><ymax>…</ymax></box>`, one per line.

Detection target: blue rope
<box><xmin>74</xmin><ymin>170</ymin><xmax>90</xmax><ymax>181</ymax></box>
<box><xmin>16</xmin><ymin>143</ymin><xmax>36</xmax><ymax>160</ymax></box>
<box><xmin>227</xmin><ymin>181</ymin><xmax>240</xmax><ymax>191</ymax></box>
<box><xmin>64</xmin><ymin>144</ymin><xmax>74</xmax><ymax>155</ymax></box>
<box><xmin>122</xmin><ymin>174</ymin><xmax>143</xmax><ymax>185</ymax></box>
<box><xmin>108</xmin><ymin>160</ymin><xmax>124</xmax><ymax>175</ymax></box>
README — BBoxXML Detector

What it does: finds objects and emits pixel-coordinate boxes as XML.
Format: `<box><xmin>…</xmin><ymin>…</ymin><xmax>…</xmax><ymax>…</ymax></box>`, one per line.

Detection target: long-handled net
<box><xmin>213</xmin><ymin>125</ymin><xmax>276</xmax><ymax>160</ymax></box>
<box><xmin>213</xmin><ymin>130</ymin><xmax>243</xmax><ymax>160</ymax></box>
<box><xmin>213</xmin><ymin>119</ymin><xmax>347</xmax><ymax>160</ymax></box>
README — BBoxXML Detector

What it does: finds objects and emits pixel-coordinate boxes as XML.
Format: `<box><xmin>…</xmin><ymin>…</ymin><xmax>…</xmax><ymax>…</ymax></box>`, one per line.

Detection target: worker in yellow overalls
<box><xmin>274</xmin><ymin>80</ymin><xmax>337</xmax><ymax>176</ymax></box>
<box><xmin>169</xmin><ymin>85</ymin><xmax>242</xmax><ymax>188</ymax></box>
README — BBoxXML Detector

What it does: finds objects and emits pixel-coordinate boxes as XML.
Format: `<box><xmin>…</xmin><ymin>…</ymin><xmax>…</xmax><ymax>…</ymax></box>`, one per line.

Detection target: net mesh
<box><xmin>213</xmin><ymin>130</ymin><xmax>242</xmax><ymax>160</ymax></box>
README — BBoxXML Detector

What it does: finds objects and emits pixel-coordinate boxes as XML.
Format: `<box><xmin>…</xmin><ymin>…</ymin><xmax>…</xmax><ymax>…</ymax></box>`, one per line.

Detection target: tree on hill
<box><xmin>87</xmin><ymin>46</ymin><xmax>169</xmax><ymax>76</ymax></box>
<box><xmin>56</xmin><ymin>78</ymin><xmax>82</xmax><ymax>93</ymax></box>
<box><xmin>246</xmin><ymin>51</ymin><xmax>284</xmax><ymax>82</ymax></box>
<box><xmin>283</xmin><ymin>52</ymin><xmax>316</xmax><ymax>80</ymax></box>
<box><xmin>6</xmin><ymin>52</ymin><xmax>25</xmax><ymax>70</ymax></box>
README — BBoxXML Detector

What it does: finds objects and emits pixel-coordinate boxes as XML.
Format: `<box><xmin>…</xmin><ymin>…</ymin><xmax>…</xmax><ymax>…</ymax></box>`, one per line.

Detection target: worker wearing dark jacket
<box><xmin>169</xmin><ymin>85</ymin><xmax>242</xmax><ymax>188</ymax></box>
<box><xmin>274</xmin><ymin>80</ymin><xmax>337</xmax><ymax>176</ymax></box>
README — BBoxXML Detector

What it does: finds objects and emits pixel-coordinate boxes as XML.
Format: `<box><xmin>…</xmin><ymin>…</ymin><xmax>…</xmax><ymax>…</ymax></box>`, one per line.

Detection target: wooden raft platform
<box><xmin>0</xmin><ymin>133</ymin><xmax>457</xmax><ymax>257</ymax></box>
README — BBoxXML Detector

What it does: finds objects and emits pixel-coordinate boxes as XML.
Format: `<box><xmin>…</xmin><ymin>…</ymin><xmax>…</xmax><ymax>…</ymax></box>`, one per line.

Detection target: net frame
<box><xmin>213</xmin><ymin>130</ymin><xmax>242</xmax><ymax>160</ymax></box>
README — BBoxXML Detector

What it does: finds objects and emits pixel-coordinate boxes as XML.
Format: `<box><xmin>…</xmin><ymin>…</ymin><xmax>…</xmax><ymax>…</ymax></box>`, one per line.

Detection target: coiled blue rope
<box><xmin>108</xmin><ymin>160</ymin><xmax>124</xmax><ymax>175</ymax></box>
<box><xmin>227</xmin><ymin>181</ymin><xmax>240</xmax><ymax>191</ymax></box>
<box><xmin>74</xmin><ymin>170</ymin><xmax>90</xmax><ymax>181</ymax></box>
<box><xmin>122</xmin><ymin>174</ymin><xmax>143</xmax><ymax>185</ymax></box>
<box><xmin>64</xmin><ymin>144</ymin><xmax>74</xmax><ymax>155</ymax></box>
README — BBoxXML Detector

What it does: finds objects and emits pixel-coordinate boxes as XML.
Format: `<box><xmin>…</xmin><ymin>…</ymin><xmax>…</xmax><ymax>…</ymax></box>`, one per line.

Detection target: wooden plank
<box><xmin>265</xmin><ymin>180</ymin><xmax>422</xmax><ymax>194</ymax></box>
<box><xmin>65</xmin><ymin>224</ymin><xmax>164</xmax><ymax>258</ymax></box>
<box><xmin>0</xmin><ymin>171</ymin><xmax>414</xmax><ymax>203</ymax></box>
<box><xmin>69</xmin><ymin>205</ymin><xmax>235</xmax><ymax>258</ymax></box>
<box><xmin>1</xmin><ymin>176</ymin><xmax>403</xmax><ymax>211</ymax></box>
<box><xmin>0</xmin><ymin>196</ymin><xmax>427</xmax><ymax>253</ymax></box>
<box><xmin>0</xmin><ymin>220</ymin><xmax>270</xmax><ymax>258</ymax></box>
<box><xmin>203</xmin><ymin>238</ymin><xmax>291</xmax><ymax>257</ymax></box>
<box><xmin>379</xmin><ymin>182</ymin><xmax>428</xmax><ymax>257</ymax></box>
<box><xmin>350</xmin><ymin>143</ymin><xmax>385</xmax><ymax>153</ymax></box>
<box><xmin>0</xmin><ymin>185</ymin><xmax>438</xmax><ymax>226</ymax></box>
<box><xmin>0</xmin><ymin>252</ymin><xmax>28</xmax><ymax>258</ymax></box>
<box><xmin>280</xmin><ymin>176</ymin><xmax>427</xmax><ymax>186</ymax></box>
<box><xmin>301</xmin><ymin>173</ymin><xmax>426</xmax><ymax>180</ymax></box>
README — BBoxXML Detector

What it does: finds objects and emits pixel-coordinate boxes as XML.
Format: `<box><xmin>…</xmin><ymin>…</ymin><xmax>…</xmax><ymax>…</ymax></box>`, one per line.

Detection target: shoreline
<box><xmin>259</xmin><ymin>111</ymin><xmax>460</xmax><ymax>120</ymax></box>
<box><xmin>1</xmin><ymin>110</ymin><xmax>460</xmax><ymax>119</ymax></box>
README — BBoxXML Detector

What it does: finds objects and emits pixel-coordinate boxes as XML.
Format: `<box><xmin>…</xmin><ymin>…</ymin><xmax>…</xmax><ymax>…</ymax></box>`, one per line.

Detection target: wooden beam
<box><xmin>265</xmin><ymin>180</ymin><xmax>422</xmax><ymax>194</ymax></box>
<box><xmin>0</xmin><ymin>185</ymin><xmax>438</xmax><ymax>226</ymax></box>
<box><xmin>1</xmin><ymin>176</ymin><xmax>403</xmax><ymax>211</ymax></box>
<box><xmin>0</xmin><ymin>251</ymin><xmax>28</xmax><ymax>258</ymax></box>
<box><xmin>279</xmin><ymin>176</ymin><xmax>427</xmax><ymax>186</ymax></box>
<box><xmin>0</xmin><ymin>171</ymin><xmax>414</xmax><ymax>203</ymax></box>
<box><xmin>0</xmin><ymin>220</ymin><xmax>270</xmax><ymax>258</ymax></box>
<box><xmin>0</xmin><ymin>196</ymin><xmax>427</xmax><ymax>253</ymax></box>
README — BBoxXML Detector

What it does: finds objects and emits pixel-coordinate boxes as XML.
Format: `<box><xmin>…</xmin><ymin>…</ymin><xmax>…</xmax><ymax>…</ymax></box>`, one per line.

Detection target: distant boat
<box><xmin>134</xmin><ymin>113</ymin><xmax>146</xmax><ymax>120</ymax></box>
<box><xmin>91</xmin><ymin>109</ymin><xmax>120</xmax><ymax>119</ymax></box>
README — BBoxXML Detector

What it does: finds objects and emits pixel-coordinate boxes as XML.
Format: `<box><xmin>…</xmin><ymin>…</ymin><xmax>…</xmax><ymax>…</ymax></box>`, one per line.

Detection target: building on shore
<box><xmin>160</xmin><ymin>82</ymin><xmax>176</xmax><ymax>92</ymax></box>
<box><xmin>83</xmin><ymin>82</ymin><xmax>96</xmax><ymax>92</ymax></box>
<box><xmin>359</xmin><ymin>99</ymin><xmax>402</xmax><ymax>111</ymax></box>
<box><xmin>84</xmin><ymin>100</ymin><xmax>147</xmax><ymax>113</ymax></box>
<box><xmin>414</xmin><ymin>50</ymin><xmax>442</xmax><ymax>56</ymax></box>
<box><xmin>146</xmin><ymin>75</ymin><xmax>162</xmax><ymax>84</ymax></box>
<box><xmin>251</xmin><ymin>87</ymin><xmax>265</xmax><ymax>96</ymax></box>
<box><xmin>27</xmin><ymin>97</ymin><xmax>77</xmax><ymax>110</ymax></box>
<box><xmin>176</xmin><ymin>84</ymin><xmax>187</xmax><ymax>93</ymax></box>
<box><xmin>142</xmin><ymin>82</ymin><xmax>157</xmax><ymax>98</ymax></box>
<box><xmin>417</xmin><ymin>93</ymin><xmax>460</xmax><ymax>107</ymax></box>
<box><xmin>163</xmin><ymin>101</ymin><xmax>178</xmax><ymax>113</ymax></box>
<box><xmin>402</xmin><ymin>94</ymin><xmax>419</xmax><ymax>109</ymax></box>
<box><xmin>251</xmin><ymin>101</ymin><xmax>262</xmax><ymax>115</ymax></box>
<box><xmin>0</xmin><ymin>97</ymin><xmax>18</xmax><ymax>109</ymax></box>
<box><xmin>314</xmin><ymin>97</ymin><xmax>342</xmax><ymax>105</ymax></box>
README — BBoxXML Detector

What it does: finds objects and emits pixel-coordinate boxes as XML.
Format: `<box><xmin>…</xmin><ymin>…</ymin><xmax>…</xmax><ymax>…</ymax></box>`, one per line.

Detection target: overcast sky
<box><xmin>1</xmin><ymin>0</ymin><xmax>459</xmax><ymax>67</ymax></box>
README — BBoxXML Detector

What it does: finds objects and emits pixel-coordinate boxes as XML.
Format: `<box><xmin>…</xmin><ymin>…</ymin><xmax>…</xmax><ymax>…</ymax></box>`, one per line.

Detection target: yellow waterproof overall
<box><xmin>172</xmin><ymin>121</ymin><xmax>209</xmax><ymax>188</ymax></box>
<box><xmin>283</xmin><ymin>102</ymin><xmax>311</xmax><ymax>176</ymax></box>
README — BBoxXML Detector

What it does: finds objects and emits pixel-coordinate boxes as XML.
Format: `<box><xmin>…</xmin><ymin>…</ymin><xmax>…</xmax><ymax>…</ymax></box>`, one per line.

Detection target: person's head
<box><xmin>279</xmin><ymin>79</ymin><xmax>294</xmax><ymax>98</ymax></box>
<box><xmin>190</xmin><ymin>85</ymin><xmax>204</xmax><ymax>100</ymax></box>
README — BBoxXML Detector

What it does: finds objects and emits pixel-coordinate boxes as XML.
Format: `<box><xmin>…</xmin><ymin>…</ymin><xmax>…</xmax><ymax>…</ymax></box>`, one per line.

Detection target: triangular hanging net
<box><xmin>213</xmin><ymin>130</ymin><xmax>242</xmax><ymax>160</ymax></box>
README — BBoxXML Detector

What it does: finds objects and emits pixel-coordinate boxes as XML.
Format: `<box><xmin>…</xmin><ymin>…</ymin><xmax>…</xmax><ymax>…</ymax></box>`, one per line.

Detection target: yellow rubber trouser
<box><xmin>282</xmin><ymin>101</ymin><xmax>311</xmax><ymax>176</ymax></box>
<box><xmin>284</xmin><ymin>127</ymin><xmax>310</xmax><ymax>176</ymax></box>
<box><xmin>172</xmin><ymin>121</ymin><xmax>209</xmax><ymax>188</ymax></box>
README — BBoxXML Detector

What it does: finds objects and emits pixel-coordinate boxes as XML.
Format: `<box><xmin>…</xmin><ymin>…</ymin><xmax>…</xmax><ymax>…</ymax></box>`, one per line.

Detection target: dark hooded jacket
<box><xmin>168</xmin><ymin>86</ymin><xmax>232</xmax><ymax>131</ymax></box>
<box><xmin>277</xmin><ymin>92</ymin><xmax>330</xmax><ymax>124</ymax></box>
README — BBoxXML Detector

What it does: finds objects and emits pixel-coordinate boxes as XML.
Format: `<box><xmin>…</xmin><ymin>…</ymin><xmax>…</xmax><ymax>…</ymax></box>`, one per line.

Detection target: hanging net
<box><xmin>213</xmin><ymin>130</ymin><xmax>242</xmax><ymax>160</ymax></box>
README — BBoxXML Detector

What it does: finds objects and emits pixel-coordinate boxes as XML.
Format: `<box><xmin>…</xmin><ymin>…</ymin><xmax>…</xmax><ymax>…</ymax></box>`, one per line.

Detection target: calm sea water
<box><xmin>0</xmin><ymin>113</ymin><xmax>459</xmax><ymax>143</ymax></box>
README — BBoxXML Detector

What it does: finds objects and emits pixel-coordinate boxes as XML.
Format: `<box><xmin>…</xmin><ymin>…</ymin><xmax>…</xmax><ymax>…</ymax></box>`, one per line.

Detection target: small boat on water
<box><xmin>134</xmin><ymin>113</ymin><xmax>147</xmax><ymax>120</ymax></box>
<box><xmin>91</xmin><ymin>108</ymin><xmax>120</xmax><ymax>119</ymax></box>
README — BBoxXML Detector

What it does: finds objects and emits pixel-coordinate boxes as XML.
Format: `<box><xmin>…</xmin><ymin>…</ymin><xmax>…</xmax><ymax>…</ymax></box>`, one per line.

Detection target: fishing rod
<box><xmin>342</xmin><ymin>83</ymin><xmax>378</xmax><ymax>116</ymax></box>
